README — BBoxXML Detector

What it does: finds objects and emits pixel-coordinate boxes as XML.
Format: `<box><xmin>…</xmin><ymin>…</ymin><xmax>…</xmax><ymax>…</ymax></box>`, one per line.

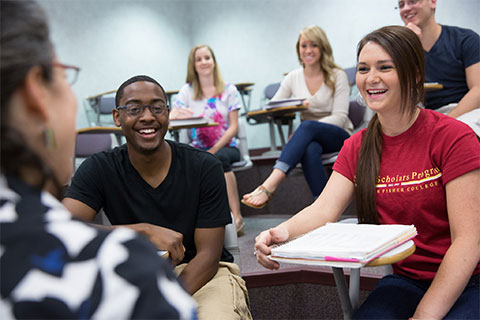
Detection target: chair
<box><xmin>264</xmin><ymin>82</ymin><xmax>281</xmax><ymax>101</ymax></box>
<box><xmin>321</xmin><ymin>99</ymin><xmax>367</xmax><ymax>166</ymax></box>
<box><xmin>344</xmin><ymin>66</ymin><xmax>357</xmax><ymax>88</ymax></box>
<box><xmin>234</xmin><ymin>82</ymin><xmax>255</xmax><ymax>114</ymax></box>
<box><xmin>74</xmin><ymin>130</ymin><xmax>113</xmax><ymax>170</ymax></box>
<box><xmin>224</xmin><ymin>213</ymin><xmax>241</xmax><ymax>265</ymax></box>
<box><xmin>333</xmin><ymin>218</ymin><xmax>404</xmax><ymax>319</ymax></box>
<box><xmin>231</xmin><ymin>119</ymin><xmax>253</xmax><ymax>172</ymax></box>
<box><xmin>247</xmin><ymin>82</ymin><xmax>298</xmax><ymax>156</ymax></box>
<box><xmin>84</xmin><ymin>91</ymin><xmax>116</xmax><ymax>126</ymax></box>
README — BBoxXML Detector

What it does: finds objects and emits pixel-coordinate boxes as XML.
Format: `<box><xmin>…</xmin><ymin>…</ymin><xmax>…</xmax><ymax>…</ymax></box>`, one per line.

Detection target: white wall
<box><xmin>38</xmin><ymin>0</ymin><xmax>480</xmax><ymax>149</ymax></box>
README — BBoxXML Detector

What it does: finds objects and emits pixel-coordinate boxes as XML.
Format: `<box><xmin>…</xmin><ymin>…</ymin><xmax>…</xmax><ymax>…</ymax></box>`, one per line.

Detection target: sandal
<box><xmin>241</xmin><ymin>186</ymin><xmax>274</xmax><ymax>209</ymax></box>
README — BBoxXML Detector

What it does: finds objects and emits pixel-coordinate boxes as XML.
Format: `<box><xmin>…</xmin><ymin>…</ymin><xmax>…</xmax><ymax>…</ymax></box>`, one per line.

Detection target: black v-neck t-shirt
<box><xmin>66</xmin><ymin>140</ymin><xmax>232</xmax><ymax>263</ymax></box>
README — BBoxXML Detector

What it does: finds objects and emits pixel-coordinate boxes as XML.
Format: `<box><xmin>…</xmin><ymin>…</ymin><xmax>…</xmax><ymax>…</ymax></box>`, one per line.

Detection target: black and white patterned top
<box><xmin>0</xmin><ymin>175</ymin><xmax>197</xmax><ymax>319</ymax></box>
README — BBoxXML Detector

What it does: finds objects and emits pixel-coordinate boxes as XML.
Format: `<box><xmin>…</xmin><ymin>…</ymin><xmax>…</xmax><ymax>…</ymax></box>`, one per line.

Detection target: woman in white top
<box><xmin>242</xmin><ymin>25</ymin><xmax>352</xmax><ymax>208</ymax></box>
<box><xmin>172</xmin><ymin>45</ymin><xmax>245</xmax><ymax>235</ymax></box>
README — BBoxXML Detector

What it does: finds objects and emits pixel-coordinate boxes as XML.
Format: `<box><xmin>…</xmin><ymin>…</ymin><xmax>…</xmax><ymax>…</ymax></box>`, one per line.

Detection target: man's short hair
<box><xmin>115</xmin><ymin>75</ymin><xmax>166</xmax><ymax>106</ymax></box>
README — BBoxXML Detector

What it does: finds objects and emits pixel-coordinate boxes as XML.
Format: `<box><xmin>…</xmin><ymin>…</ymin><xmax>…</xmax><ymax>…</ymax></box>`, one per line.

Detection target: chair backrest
<box><xmin>321</xmin><ymin>100</ymin><xmax>367</xmax><ymax>166</ymax></box>
<box><xmin>344</xmin><ymin>66</ymin><xmax>357</xmax><ymax>87</ymax></box>
<box><xmin>75</xmin><ymin>133</ymin><xmax>112</xmax><ymax>158</ymax></box>
<box><xmin>264</xmin><ymin>82</ymin><xmax>281</xmax><ymax>100</ymax></box>
<box><xmin>99</xmin><ymin>96</ymin><xmax>116</xmax><ymax>114</ymax></box>
<box><xmin>232</xmin><ymin>119</ymin><xmax>253</xmax><ymax>171</ymax></box>
<box><xmin>348</xmin><ymin>100</ymin><xmax>366</xmax><ymax>129</ymax></box>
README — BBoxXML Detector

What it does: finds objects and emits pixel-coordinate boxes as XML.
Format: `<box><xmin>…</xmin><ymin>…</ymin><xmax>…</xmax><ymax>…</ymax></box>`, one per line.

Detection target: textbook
<box><xmin>269</xmin><ymin>223</ymin><xmax>417</xmax><ymax>268</ymax></box>
<box><xmin>264</xmin><ymin>98</ymin><xmax>306</xmax><ymax>109</ymax></box>
<box><xmin>169</xmin><ymin>116</ymin><xmax>209</xmax><ymax>127</ymax></box>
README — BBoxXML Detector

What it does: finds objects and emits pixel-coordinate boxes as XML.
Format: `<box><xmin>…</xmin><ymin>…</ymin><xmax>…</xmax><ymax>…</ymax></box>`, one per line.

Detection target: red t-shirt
<box><xmin>333</xmin><ymin>108</ymin><xmax>480</xmax><ymax>280</ymax></box>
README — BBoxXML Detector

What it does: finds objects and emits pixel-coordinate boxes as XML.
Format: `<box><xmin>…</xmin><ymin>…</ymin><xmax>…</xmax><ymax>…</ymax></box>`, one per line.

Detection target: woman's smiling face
<box><xmin>356</xmin><ymin>41</ymin><xmax>402</xmax><ymax>115</ymax></box>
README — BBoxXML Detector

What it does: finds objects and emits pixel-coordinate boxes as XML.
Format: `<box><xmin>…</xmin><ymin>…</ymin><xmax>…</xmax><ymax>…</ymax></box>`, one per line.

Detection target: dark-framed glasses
<box><xmin>396</xmin><ymin>0</ymin><xmax>421</xmax><ymax>10</ymax></box>
<box><xmin>116</xmin><ymin>102</ymin><xmax>169</xmax><ymax>117</ymax></box>
<box><xmin>53</xmin><ymin>63</ymin><xmax>81</xmax><ymax>85</ymax></box>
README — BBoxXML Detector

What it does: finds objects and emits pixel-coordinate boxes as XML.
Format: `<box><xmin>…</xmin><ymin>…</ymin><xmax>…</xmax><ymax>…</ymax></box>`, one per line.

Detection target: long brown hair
<box><xmin>354</xmin><ymin>26</ymin><xmax>425</xmax><ymax>224</ymax></box>
<box><xmin>186</xmin><ymin>44</ymin><xmax>225</xmax><ymax>100</ymax></box>
<box><xmin>296</xmin><ymin>26</ymin><xmax>341</xmax><ymax>96</ymax></box>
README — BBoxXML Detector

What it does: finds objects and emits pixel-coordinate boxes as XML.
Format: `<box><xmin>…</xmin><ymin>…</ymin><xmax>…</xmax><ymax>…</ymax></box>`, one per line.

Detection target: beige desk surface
<box><xmin>86</xmin><ymin>90</ymin><xmax>117</xmax><ymax>101</ymax></box>
<box><xmin>234</xmin><ymin>82</ymin><xmax>254</xmax><ymax>91</ymax></box>
<box><xmin>77</xmin><ymin>122</ymin><xmax>218</xmax><ymax>135</ymax></box>
<box><xmin>365</xmin><ymin>240</ymin><xmax>416</xmax><ymax>267</ymax></box>
<box><xmin>247</xmin><ymin>105</ymin><xmax>308</xmax><ymax>117</ymax></box>
<box><xmin>169</xmin><ymin>121</ymin><xmax>218</xmax><ymax>130</ymax></box>
<box><xmin>424</xmin><ymin>83</ymin><xmax>443</xmax><ymax>92</ymax></box>
<box><xmin>86</xmin><ymin>89</ymin><xmax>179</xmax><ymax>101</ymax></box>
<box><xmin>77</xmin><ymin>126</ymin><xmax>122</xmax><ymax>135</ymax></box>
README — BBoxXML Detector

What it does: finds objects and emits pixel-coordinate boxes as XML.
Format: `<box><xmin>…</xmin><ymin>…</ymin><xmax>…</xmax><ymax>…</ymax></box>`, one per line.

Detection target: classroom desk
<box><xmin>165</xmin><ymin>90</ymin><xmax>179</xmax><ymax>107</ymax></box>
<box><xmin>247</xmin><ymin>105</ymin><xmax>308</xmax><ymax>156</ymax></box>
<box><xmin>168</xmin><ymin>121</ymin><xmax>219</xmax><ymax>142</ymax></box>
<box><xmin>331</xmin><ymin>240</ymin><xmax>416</xmax><ymax>320</ymax></box>
<box><xmin>86</xmin><ymin>89</ymin><xmax>117</xmax><ymax>102</ymax></box>
<box><xmin>424</xmin><ymin>82</ymin><xmax>443</xmax><ymax>92</ymax></box>
<box><xmin>77</xmin><ymin>126</ymin><xmax>124</xmax><ymax>145</ymax></box>
<box><xmin>77</xmin><ymin>121</ymin><xmax>219</xmax><ymax>145</ymax></box>
<box><xmin>86</xmin><ymin>89</ymin><xmax>180</xmax><ymax>108</ymax></box>
<box><xmin>235</xmin><ymin>82</ymin><xmax>255</xmax><ymax>113</ymax></box>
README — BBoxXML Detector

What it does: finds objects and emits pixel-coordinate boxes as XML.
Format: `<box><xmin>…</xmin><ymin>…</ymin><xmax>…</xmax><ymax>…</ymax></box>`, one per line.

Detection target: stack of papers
<box><xmin>265</xmin><ymin>98</ymin><xmax>305</xmax><ymax>109</ymax></box>
<box><xmin>270</xmin><ymin>223</ymin><xmax>417</xmax><ymax>268</ymax></box>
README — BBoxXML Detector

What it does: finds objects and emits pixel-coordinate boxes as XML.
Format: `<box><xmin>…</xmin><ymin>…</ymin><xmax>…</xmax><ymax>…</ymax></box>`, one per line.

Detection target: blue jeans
<box><xmin>353</xmin><ymin>273</ymin><xmax>480</xmax><ymax>319</ymax></box>
<box><xmin>273</xmin><ymin>121</ymin><xmax>350</xmax><ymax>197</ymax></box>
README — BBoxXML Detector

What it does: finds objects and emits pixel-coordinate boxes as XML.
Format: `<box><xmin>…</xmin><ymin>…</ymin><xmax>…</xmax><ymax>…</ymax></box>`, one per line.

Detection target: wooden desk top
<box><xmin>86</xmin><ymin>89</ymin><xmax>179</xmax><ymax>101</ymax></box>
<box><xmin>77</xmin><ymin>122</ymin><xmax>219</xmax><ymax>135</ymax></box>
<box><xmin>169</xmin><ymin>121</ymin><xmax>218</xmax><ymax>130</ymax></box>
<box><xmin>424</xmin><ymin>83</ymin><xmax>443</xmax><ymax>92</ymax></box>
<box><xmin>165</xmin><ymin>90</ymin><xmax>179</xmax><ymax>95</ymax></box>
<box><xmin>235</xmin><ymin>82</ymin><xmax>254</xmax><ymax>91</ymax></box>
<box><xmin>365</xmin><ymin>240</ymin><xmax>416</xmax><ymax>267</ymax></box>
<box><xmin>86</xmin><ymin>90</ymin><xmax>116</xmax><ymax>101</ymax></box>
<box><xmin>247</xmin><ymin>105</ymin><xmax>308</xmax><ymax>117</ymax></box>
<box><xmin>77</xmin><ymin>126</ymin><xmax>122</xmax><ymax>135</ymax></box>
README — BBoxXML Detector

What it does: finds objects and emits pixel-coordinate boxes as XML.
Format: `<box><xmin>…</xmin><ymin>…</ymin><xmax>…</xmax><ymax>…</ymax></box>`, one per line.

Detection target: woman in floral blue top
<box><xmin>172</xmin><ymin>45</ymin><xmax>244</xmax><ymax>236</ymax></box>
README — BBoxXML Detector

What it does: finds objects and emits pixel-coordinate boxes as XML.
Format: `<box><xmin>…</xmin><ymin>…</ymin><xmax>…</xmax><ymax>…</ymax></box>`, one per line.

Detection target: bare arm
<box><xmin>208</xmin><ymin>110</ymin><xmax>239</xmax><ymax>154</ymax></box>
<box><xmin>62</xmin><ymin>197</ymin><xmax>185</xmax><ymax>265</ymax></box>
<box><xmin>255</xmin><ymin>171</ymin><xmax>355</xmax><ymax>269</ymax></box>
<box><xmin>413</xmin><ymin>169</ymin><xmax>480</xmax><ymax>319</ymax></box>
<box><xmin>62</xmin><ymin>197</ymin><xmax>98</xmax><ymax>222</ymax></box>
<box><xmin>447</xmin><ymin>62</ymin><xmax>480</xmax><ymax>119</ymax></box>
<box><xmin>179</xmin><ymin>226</ymin><xmax>224</xmax><ymax>294</ymax></box>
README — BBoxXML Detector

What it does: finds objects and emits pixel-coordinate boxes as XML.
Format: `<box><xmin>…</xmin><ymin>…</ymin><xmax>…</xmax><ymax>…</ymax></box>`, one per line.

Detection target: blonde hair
<box><xmin>186</xmin><ymin>44</ymin><xmax>225</xmax><ymax>100</ymax></box>
<box><xmin>296</xmin><ymin>26</ymin><xmax>341</xmax><ymax>95</ymax></box>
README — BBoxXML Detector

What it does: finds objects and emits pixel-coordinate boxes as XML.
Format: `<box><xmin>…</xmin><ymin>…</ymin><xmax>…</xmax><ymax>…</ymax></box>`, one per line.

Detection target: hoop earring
<box><xmin>43</xmin><ymin>127</ymin><xmax>57</xmax><ymax>150</ymax></box>
<box><xmin>356</xmin><ymin>92</ymin><xmax>367</xmax><ymax>107</ymax></box>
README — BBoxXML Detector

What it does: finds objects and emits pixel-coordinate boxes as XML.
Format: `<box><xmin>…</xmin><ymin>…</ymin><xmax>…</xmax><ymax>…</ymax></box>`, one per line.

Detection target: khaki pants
<box><xmin>175</xmin><ymin>262</ymin><xmax>252</xmax><ymax>320</ymax></box>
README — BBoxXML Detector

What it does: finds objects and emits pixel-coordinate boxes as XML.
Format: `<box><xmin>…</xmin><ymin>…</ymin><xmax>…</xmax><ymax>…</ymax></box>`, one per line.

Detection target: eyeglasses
<box><xmin>396</xmin><ymin>0</ymin><xmax>421</xmax><ymax>10</ymax></box>
<box><xmin>53</xmin><ymin>63</ymin><xmax>81</xmax><ymax>85</ymax></box>
<box><xmin>116</xmin><ymin>102</ymin><xmax>170</xmax><ymax>117</ymax></box>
